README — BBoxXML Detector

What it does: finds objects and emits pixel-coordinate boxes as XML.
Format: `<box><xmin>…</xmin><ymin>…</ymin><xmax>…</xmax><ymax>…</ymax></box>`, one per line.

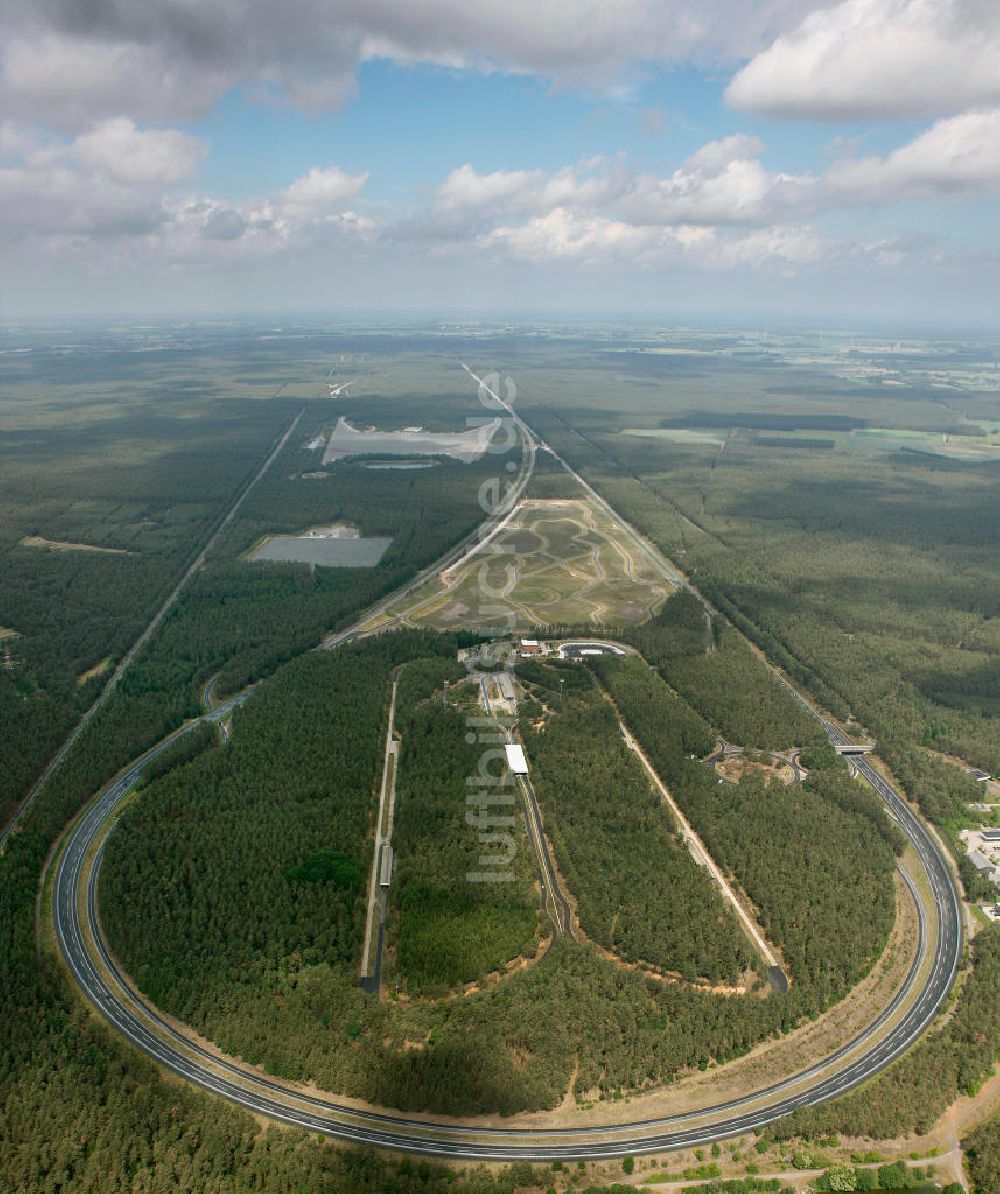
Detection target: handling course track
<box><xmin>51</xmin><ymin>370</ymin><xmax>963</xmax><ymax>1161</ymax></box>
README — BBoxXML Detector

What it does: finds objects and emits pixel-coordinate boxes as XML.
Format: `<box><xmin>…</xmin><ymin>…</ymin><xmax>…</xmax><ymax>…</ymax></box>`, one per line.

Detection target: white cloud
<box><xmin>2</xmin><ymin>2</ymin><xmax>821</xmax><ymax>130</ymax></box>
<box><xmin>824</xmin><ymin>107</ymin><xmax>1000</xmax><ymax>199</ymax></box>
<box><xmin>484</xmin><ymin>208</ymin><xmax>661</xmax><ymax>263</ymax></box>
<box><xmin>425</xmin><ymin>142</ymin><xmax>816</xmax><ymax>235</ymax></box>
<box><xmin>5</xmin><ymin>113</ymin><xmax>995</xmax><ymax>289</ymax></box>
<box><xmin>0</xmin><ymin>123</ymin><xmax>372</xmax><ymax>271</ymax></box>
<box><xmin>277</xmin><ymin>166</ymin><xmax>370</xmax><ymax>221</ymax></box>
<box><xmin>71</xmin><ymin>117</ymin><xmax>205</xmax><ymax>186</ymax></box>
<box><xmin>482</xmin><ymin>206</ymin><xmax>830</xmax><ymax>271</ymax></box>
<box><xmin>0</xmin><ymin>120</ymin><xmax>205</xmax><ymax>240</ymax></box>
<box><xmin>438</xmin><ymin>163</ymin><xmax>545</xmax><ymax>211</ymax></box>
<box><xmin>727</xmin><ymin>0</ymin><xmax>1000</xmax><ymax>120</ymax></box>
<box><xmin>429</xmin><ymin>113</ymin><xmax>1000</xmax><ymax>254</ymax></box>
<box><xmin>618</xmin><ymin>139</ymin><xmax>815</xmax><ymax>225</ymax></box>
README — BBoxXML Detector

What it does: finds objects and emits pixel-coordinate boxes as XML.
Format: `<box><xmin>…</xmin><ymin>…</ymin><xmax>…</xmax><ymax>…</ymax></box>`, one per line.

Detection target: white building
<box><xmin>505</xmin><ymin>744</ymin><xmax>529</xmax><ymax>775</ymax></box>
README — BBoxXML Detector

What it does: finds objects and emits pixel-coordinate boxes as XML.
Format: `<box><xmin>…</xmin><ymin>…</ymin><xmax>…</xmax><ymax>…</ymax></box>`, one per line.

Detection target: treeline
<box><xmin>0</xmin><ymin>397</ymin><xmax>299</xmax><ymax>830</ymax></box>
<box><xmin>774</xmin><ymin>922</ymin><xmax>1000</xmax><ymax>1140</ymax></box>
<box><xmin>626</xmin><ymin>591</ymin><xmax>824</xmax><ymax>753</ymax></box>
<box><xmin>965</xmin><ymin>1118</ymin><xmax>1000</xmax><ymax>1194</ymax></box>
<box><xmin>139</xmin><ymin>719</ymin><xmax>218</xmax><ymax>786</ymax></box>
<box><xmin>588</xmin><ymin>654</ymin><xmax>715</xmax><ymax>761</ymax></box>
<box><xmin>390</xmin><ymin>657</ymin><xmax>538</xmax><ymax>994</ymax></box>
<box><xmin>595</xmin><ymin>653</ymin><xmax>901</xmax><ymax>1005</ymax></box>
<box><xmin>813</xmin><ymin>1161</ymin><xmax>942</xmax><ymax>1191</ymax></box>
<box><xmin>523</xmin><ymin>667</ymin><xmax>756</xmax><ymax>984</ymax></box>
<box><xmin>51</xmin><ymin>636</ymin><xmax>827</xmax><ymax>1117</ymax></box>
<box><xmin>100</xmin><ymin>642</ymin><xmax>395</xmax><ymax>1023</ymax></box>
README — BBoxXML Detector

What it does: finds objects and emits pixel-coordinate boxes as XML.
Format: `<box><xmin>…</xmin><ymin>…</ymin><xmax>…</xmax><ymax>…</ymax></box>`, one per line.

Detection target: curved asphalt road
<box><xmin>53</xmin><ymin>750</ymin><xmax>958</xmax><ymax>1160</ymax></box>
<box><xmin>49</xmin><ymin>374</ymin><xmax>963</xmax><ymax>1159</ymax></box>
<box><xmin>52</xmin><ymin>616</ymin><xmax>963</xmax><ymax>1162</ymax></box>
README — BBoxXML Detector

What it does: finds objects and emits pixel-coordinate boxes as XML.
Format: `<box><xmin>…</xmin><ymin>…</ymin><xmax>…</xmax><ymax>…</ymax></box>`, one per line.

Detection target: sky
<box><xmin>2</xmin><ymin>0</ymin><xmax>1000</xmax><ymax>324</ymax></box>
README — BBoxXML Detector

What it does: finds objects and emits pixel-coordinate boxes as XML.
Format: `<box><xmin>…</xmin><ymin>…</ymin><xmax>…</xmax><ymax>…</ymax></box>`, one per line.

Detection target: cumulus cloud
<box><xmin>0</xmin><ymin>119</ymin><xmax>373</xmax><ymax>271</ymax></box>
<box><xmin>1</xmin><ymin>1</ymin><xmax>822</xmax><ymax>130</ymax></box>
<box><xmin>421</xmin><ymin>112</ymin><xmax>1000</xmax><ymax>253</ymax></box>
<box><xmin>422</xmin><ymin>141</ymin><xmax>817</xmax><ymax>238</ymax></box>
<box><xmin>277</xmin><ymin>166</ymin><xmax>370</xmax><ymax>221</ymax></box>
<box><xmin>727</xmin><ymin>0</ymin><xmax>1000</xmax><ymax>119</ymax></box>
<box><xmin>71</xmin><ymin>117</ymin><xmax>205</xmax><ymax>186</ymax></box>
<box><xmin>394</xmin><ymin>115</ymin><xmax>1000</xmax><ymax>273</ymax></box>
<box><xmin>5</xmin><ymin>112</ymin><xmax>995</xmax><ymax>284</ymax></box>
<box><xmin>482</xmin><ymin>207</ymin><xmax>830</xmax><ymax>270</ymax></box>
<box><xmin>824</xmin><ymin>107</ymin><xmax>1000</xmax><ymax>199</ymax></box>
<box><xmin>0</xmin><ymin>119</ymin><xmax>205</xmax><ymax>239</ymax></box>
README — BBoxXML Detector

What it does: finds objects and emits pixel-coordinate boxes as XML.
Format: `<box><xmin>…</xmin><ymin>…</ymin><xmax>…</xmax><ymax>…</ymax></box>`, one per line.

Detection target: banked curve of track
<box><xmin>53</xmin><ymin>663</ymin><xmax>963</xmax><ymax>1162</ymax></box>
<box><xmin>50</xmin><ymin>379</ymin><xmax>963</xmax><ymax>1158</ymax></box>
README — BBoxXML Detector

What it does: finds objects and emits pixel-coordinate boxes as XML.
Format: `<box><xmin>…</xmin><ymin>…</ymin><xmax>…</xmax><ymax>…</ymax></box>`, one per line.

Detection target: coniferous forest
<box><xmin>6</xmin><ymin>329</ymin><xmax>1000</xmax><ymax>1189</ymax></box>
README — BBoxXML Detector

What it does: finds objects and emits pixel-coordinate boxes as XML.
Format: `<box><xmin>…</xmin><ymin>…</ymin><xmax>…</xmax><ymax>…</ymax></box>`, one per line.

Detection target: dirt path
<box><xmin>606</xmin><ymin>686</ymin><xmax>786</xmax><ymax>980</ymax></box>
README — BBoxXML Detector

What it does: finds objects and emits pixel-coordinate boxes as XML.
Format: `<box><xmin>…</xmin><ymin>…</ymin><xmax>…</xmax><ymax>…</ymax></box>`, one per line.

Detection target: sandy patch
<box><xmin>77</xmin><ymin>656</ymin><xmax>113</xmax><ymax>686</ymax></box>
<box><xmin>19</xmin><ymin>535</ymin><xmax>129</xmax><ymax>555</ymax></box>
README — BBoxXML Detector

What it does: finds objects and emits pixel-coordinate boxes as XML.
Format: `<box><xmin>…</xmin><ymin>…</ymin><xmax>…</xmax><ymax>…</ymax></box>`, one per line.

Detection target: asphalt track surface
<box><xmin>50</xmin><ymin>369</ymin><xmax>963</xmax><ymax>1159</ymax></box>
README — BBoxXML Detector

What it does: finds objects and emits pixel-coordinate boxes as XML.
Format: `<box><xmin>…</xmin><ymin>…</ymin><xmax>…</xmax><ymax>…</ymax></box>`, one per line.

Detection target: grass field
<box><xmin>389</xmin><ymin>493</ymin><xmax>673</xmax><ymax>631</ymax></box>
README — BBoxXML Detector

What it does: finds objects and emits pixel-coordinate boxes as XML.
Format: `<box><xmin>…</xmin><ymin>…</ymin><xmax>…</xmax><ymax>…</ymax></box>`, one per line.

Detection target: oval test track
<box><xmin>52</xmin><ymin>379</ymin><xmax>963</xmax><ymax>1160</ymax></box>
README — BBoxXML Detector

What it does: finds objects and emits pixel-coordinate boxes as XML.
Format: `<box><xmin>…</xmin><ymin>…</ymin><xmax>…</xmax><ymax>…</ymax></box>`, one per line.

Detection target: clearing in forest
<box><xmin>387</xmin><ymin>496</ymin><xmax>672</xmax><ymax>632</ymax></box>
<box><xmin>76</xmin><ymin>656</ymin><xmax>113</xmax><ymax>686</ymax></box>
<box><xmin>322</xmin><ymin>416</ymin><xmax>501</xmax><ymax>464</ymax></box>
<box><xmin>18</xmin><ymin>535</ymin><xmax>130</xmax><ymax>554</ymax></box>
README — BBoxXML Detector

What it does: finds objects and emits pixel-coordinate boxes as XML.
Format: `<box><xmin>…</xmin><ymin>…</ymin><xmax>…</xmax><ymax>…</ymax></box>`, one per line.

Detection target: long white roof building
<box><xmin>504</xmin><ymin>744</ymin><xmax>529</xmax><ymax>775</ymax></box>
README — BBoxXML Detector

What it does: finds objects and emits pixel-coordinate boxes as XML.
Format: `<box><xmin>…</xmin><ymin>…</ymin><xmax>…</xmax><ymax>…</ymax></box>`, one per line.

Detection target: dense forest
<box><xmin>593</xmin><ymin>652</ymin><xmax>902</xmax><ymax>1004</ymax></box>
<box><xmin>87</xmin><ymin>632</ymin><xmax>888</xmax><ymax>1118</ymax></box>
<box><xmin>101</xmin><ymin>644</ymin><xmax>387</xmax><ymax>1021</ymax></box>
<box><xmin>6</xmin><ymin>335</ymin><xmax>1000</xmax><ymax>1187</ymax></box>
<box><xmin>626</xmin><ymin>591</ymin><xmax>825</xmax><ymax>753</ymax></box>
<box><xmin>0</xmin><ymin>398</ymin><xmax>299</xmax><ymax>830</ymax></box>
<box><xmin>0</xmin><ymin>369</ymin><xmax>502</xmax><ymax>836</ymax></box>
<box><xmin>773</xmin><ymin>923</ymin><xmax>1000</xmax><ymax>1141</ymax></box>
<box><xmin>389</xmin><ymin>657</ymin><xmax>538</xmax><ymax>994</ymax></box>
<box><xmin>521</xmin><ymin>663</ymin><xmax>756</xmax><ymax>983</ymax></box>
<box><xmin>964</xmin><ymin>1118</ymin><xmax>1000</xmax><ymax>1194</ymax></box>
<box><xmin>0</xmin><ymin>638</ymin><xmax>571</xmax><ymax>1189</ymax></box>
